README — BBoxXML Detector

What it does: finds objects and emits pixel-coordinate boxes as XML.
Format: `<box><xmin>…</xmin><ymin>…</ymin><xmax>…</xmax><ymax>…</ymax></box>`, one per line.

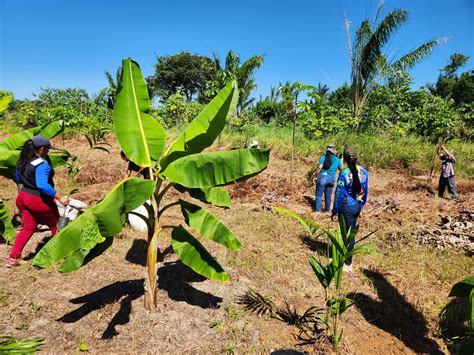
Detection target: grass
<box><xmin>216</xmin><ymin>124</ymin><xmax>474</xmax><ymax>177</ymax></box>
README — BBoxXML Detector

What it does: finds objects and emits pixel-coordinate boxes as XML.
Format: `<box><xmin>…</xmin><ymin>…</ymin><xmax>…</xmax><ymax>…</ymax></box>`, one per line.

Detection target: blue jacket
<box><xmin>332</xmin><ymin>165</ymin><xmax>368</xmax><ymax>216</ymax></box>
<box><xmin>16</xmin><ymin>157</ymin><xmax>57</xmax><ymax>197</ymax></box>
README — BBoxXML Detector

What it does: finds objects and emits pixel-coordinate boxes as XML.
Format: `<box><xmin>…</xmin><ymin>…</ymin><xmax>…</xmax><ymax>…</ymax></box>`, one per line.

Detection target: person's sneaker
<box><xmin>343</xmin><ymin>264</ymin><xmax>353</xmax><ymax>273</ymax></box>
<box><xmin>5</xmin><ymin>257</ymin><xmax>21</xmax><ymax>268</ymax></box>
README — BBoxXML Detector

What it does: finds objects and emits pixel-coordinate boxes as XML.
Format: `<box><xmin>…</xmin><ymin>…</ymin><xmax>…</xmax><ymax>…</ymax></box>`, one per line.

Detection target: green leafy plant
<box><xmin>275</xmin><ymin>207</ymin><xmax>374</xmax><ymax>350</ymax></box>
<box><xmin>32</xmin><ymin>58</ymin><xmax>270</xmax><ymax>310</ymax></box>
<box><xmin>0</xmin><ymin>94</ymin><xmax>12</xmax><ymax>113</ymax></box>
<box><xmin>447</xmin><ymin>276</ymin><xmax>474</xmax><ymax>354</ymax></box>
<box><xmin>0</xmin><ymin>336</ymin><xmax>45</xmax><ymax>353</ymax></box>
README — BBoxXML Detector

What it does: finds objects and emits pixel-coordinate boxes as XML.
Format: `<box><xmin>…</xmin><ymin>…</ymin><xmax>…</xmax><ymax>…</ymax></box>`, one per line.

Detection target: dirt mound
<box><xmin>414</xmin><ymin>211</ymin><xmax>473</xmax><ymax>254</ymax></box>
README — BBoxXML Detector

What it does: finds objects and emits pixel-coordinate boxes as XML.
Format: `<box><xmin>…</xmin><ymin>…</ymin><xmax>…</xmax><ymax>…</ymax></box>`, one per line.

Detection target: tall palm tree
<box><xmin>346</xmin><ymin>3</ymin><xmax>445</xmax><ymax>120</ymax></box>
<box><xmin>211</xmin><ymin>50</ymin><xmax>265</xmax><ymax>113</ymax></box>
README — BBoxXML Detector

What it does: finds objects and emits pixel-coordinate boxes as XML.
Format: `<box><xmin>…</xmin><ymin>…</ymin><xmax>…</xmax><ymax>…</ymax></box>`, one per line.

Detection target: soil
<box><xmin>1</xmin><ymin>135</ymin><xmax>473</xmax><ymax>354</ymax></box>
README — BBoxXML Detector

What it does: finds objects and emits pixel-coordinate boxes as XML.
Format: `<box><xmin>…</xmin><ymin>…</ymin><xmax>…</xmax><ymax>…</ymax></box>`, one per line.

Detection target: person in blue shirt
<box><xmin>6</xmin><ymin>135</ymin><xmax>69</xmax><ymax>267</ymax></box>
<box><xmin>331</xmin><ymin>146</ymin><xmax>369</xmax><ymax>272</ymax></box>
<box><xmin>313</xmin><ymin>144</ymin><xmax>342</xmax><ymax>212</ymax></box>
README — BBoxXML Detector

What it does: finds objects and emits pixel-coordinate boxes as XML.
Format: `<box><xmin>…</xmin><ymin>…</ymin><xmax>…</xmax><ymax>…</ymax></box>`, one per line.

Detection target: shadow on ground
<box><xmin>158</xmin><ymin>260</ymin><xmax>223</xmax><ymax>309</ymax></box>
<box><xmin>58</xmin><ymin>279</ymin><xmax>143</xmax><ymax>339</ymax></box>
<box><xmin>348</xmin><ymin>269</ymin><xmax>443</xmax><ymax>354</ymax></box>
<box><xmin>299</xmin><ymin>234</ymin><xmax>328</xmax><ymax>255</ymax></box>
<box><xmin>125</xmin><ymin>239</ymin><xmax>172</xmax><ymax>266</ymax></box>
<box><xmin>303</xmin><ymin>195</ymin><xmax>315</xmax><ymax>211</ymax></box>
<box><xmin>24</xmin><ymin>236</ymin><xmax>52</xmax><ymax>260</ymax></box>
<box><xmin>58</xmin><ymin>261</ymin><xmax>221</xmax><ymax>339</ymax></box>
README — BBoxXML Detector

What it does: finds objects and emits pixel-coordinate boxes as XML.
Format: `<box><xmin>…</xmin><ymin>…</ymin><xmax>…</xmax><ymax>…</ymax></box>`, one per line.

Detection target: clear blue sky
<box><xmin>1</xmin><ymin>0</ymin><xmax>473</xmax><ymax>100</ymax></box>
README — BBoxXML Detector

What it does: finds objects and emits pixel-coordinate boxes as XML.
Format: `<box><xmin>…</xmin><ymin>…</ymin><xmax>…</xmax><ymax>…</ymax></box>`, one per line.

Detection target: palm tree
<box><xmin>345</xmin><ymin>2</ymin><xmax>446</xmax><ymax>120</ymax></box>
<box><xmin>210</xmin><ymin>50</ymin><xmax>265</xmax><ymax>114</ymax></box>
<box><xmin>96</xmin><ymin>68</ymin><xmax>121</xmax><ymax>109</ymax></box>
<box><xmin>277</xmin><ymin>81</ymin><xmax>316</xmax><ymax>183</ymax></box>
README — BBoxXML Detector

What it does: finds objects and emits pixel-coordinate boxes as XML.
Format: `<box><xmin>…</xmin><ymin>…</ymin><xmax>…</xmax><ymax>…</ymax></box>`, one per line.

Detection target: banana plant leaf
<box><xmin>113</xmin><ymin>58</ymin><xmax>166</xmax><ymax>167</ymax></box>
<box><xmin>174</xmin><ymin>184</ymin><xmax>231</xmax><ymax>208</ymax></box>
<box><xmin>162</xmin><ymin>148</ymin><xmax>269</xmax><ymax>188</ymax></box>
<box><xmin>0</xmin><ymin>199</ymin><xmax>16</xmax><ymax>243</ymax></box>
<box><xmin>179</xmin><ymin>199</ymin><xmax>241</xmax><ymax>250</ymax></box>
<box><xmin>32</xmin><ymin>178</ymin><xmax>155</xmax><ymax>270</ymax></box>
<box><xmin>0</xmin><ymin>150</ymin><xmax>71</xmax><ymax>180</ymax></box>
<box><xmin>0</xmin><ymin>94</ymin><xmax>12</xmax><ymax>113</ymax></box>
<box><xmin>0</xmin><ymin>120</ymin><xmax>64</xmax><ymax>151</ymax></box>
<box><xmin>449</xmin><ymin>276</ymin><xmax>474</xmax><ymax>297</ymax></box>
<box><xmin>171</xmin><ymin>225</ymin><xmax>230</xmax><ymax>283</ymax></box>
<box><xmin>160</xmin><ymin>81</ymin><xmax>238</xmax><ymax>170</ymax></box>
<box><xmin>0</xmin><ymin>150</ymin><xmax>20</xmax><ymax>179</ymax></box>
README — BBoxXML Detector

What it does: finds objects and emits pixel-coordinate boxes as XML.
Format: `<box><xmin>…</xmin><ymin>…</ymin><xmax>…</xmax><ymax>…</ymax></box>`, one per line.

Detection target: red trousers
<box><xmin>10</xmin><ymin>191</ymin><xmax>59</xmax><ymax>259</ymax></box>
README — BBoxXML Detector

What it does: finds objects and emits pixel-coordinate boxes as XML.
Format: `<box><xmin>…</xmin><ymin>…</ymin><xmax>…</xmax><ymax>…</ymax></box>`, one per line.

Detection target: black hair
<box><xmin>17</xmin><ymin>140</ymin><xmax>37</xmax><ymax>174</ymax></box>
<box><xmin>343</xmin><ymin>151</ymin><xmax>361</xmax><ymax>196</ymax></box>
<box><xmin>322</xmin><ymin>150</ymin><xmax>333</xmax><ymax>170</ymax></box>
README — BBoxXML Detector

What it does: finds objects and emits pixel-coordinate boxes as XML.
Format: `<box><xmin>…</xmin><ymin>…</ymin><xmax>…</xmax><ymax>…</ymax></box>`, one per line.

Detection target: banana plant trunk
<box><xmin>144</xmin><ymin>225</ymin><xmax>160</xmax><ymax>310</ymax></box>
<box><xmin>144</xmin><ymin>179</ymin><xmax>161</xmax><ymax>310</ymax></box>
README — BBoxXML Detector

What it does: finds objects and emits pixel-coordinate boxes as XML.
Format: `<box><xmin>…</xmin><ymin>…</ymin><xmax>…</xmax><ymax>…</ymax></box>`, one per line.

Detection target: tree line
<box><xmin>1</xmin><ymin>4</ymin><xmax>473</xmax><ymax>142</ymax></box>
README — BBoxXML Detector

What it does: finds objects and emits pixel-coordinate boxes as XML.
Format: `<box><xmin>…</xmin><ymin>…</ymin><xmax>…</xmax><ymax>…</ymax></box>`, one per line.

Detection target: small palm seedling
<box><xmin>238</xmin><ymin>289</ymin><xmax>327</xmax><ymax>344</ymax></box>
<box><xmin>274</xmin><ymin>207</ymin><xmax>374</xmax><ymax>350</ymax></box>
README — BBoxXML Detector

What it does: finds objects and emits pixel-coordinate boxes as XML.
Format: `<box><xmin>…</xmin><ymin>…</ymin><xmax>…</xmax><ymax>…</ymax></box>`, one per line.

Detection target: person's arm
<box><xmin>313</xmin><ymin>164</ymin><xmax>323</xmax><ymax>181</ymax></box>
<box><xmin>35</xmin><ymin>163</ymin><xmax>56</xmax><ymax>197</ymax></box>
<box><xmin>331</xmin><ymin>174</ymin><xmax>346</xmax><ymax>219</ymax></box>
<box><xmin>314</xmin><ymin>156</ymin><xmax>325</xmax><ymax>181</ymax></box>
<box><xmin>442</xmin><ymin>145</ymin><xmax>456</xmax><ymax>162</ymax></box>
<box><xmin>35</xmin><ymin>162</ymin><xmax>69</xmax><ymax>205</ymax></box>
<box><xmin>361</xmin><ymin>170</ymin><xmax>368</xmax><ymax>207</ymax></box>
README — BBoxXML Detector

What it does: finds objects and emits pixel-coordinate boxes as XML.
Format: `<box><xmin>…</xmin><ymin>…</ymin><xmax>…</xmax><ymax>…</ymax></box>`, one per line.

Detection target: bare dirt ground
<box><xmin>1</xmin><ymin>135</ymin><xmax>473</xmax><ymax>354</ymax></box>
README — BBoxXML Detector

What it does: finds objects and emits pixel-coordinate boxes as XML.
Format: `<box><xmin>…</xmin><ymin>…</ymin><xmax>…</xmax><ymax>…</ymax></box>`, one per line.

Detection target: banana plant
<box><xmin>32</xmin><ymin>58</ymin><xmax>270</xmax><ymax>310</ymax></box>
<box><xmin>0</xmin><ymin>120</ymin><xmax>69</xmax><ymax>243</ymax></box>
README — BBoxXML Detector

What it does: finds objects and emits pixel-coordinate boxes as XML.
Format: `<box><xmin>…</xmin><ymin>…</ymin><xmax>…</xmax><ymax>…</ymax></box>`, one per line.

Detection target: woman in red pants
<box><xmin>6</xmin><ymin>135</ymin><xmax>69</xmax><ymax>267</ymax></box>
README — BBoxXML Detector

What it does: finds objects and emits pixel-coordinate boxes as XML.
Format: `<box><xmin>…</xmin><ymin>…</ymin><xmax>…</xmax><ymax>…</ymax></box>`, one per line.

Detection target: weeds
<box><xmin>0</xmin><ymin>336</ymin><xmax>45</xmax><ymax>353</ymax></box>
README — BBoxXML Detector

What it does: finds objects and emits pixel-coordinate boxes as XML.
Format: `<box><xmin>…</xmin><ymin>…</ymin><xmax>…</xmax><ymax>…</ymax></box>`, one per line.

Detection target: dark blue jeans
<box><xmin>438</xmin><ymin>175</ymin><xmax>457</xmax><ymax>199</ymax></box>
<box><xmin>340</xmin><ymin>201</ymin><xmax>363</xmax><ymax>265</ymax></box>
<box><xmin>315</xmin><ymin>173</ymin><xmax>336</xmax><ymax>212</ymax></box>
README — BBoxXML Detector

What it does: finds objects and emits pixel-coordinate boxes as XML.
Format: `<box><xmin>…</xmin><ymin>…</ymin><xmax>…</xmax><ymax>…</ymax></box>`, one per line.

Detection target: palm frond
<box><xmin>104</xmin><ymin>70</ymin><xmax>116</xmax><ymax>91</ymax></box>
<box><xmin>391</xmin><ymin>38</ymin><xmax>446</xmax><ymax>71</ymax></box>
<box><xmin>373</xmin><ymin>0</ymin><xmax>385</xmax><ymax>25</ymax></box>
<box><xmin>360</xmin><ymin>9</ymin><xmax>408</xmax><ymax>80</ymax></box>
<box><xmin>238</xmin><ymin>289</ymin><xmax>277</xmax><ymax>318</ymax></box>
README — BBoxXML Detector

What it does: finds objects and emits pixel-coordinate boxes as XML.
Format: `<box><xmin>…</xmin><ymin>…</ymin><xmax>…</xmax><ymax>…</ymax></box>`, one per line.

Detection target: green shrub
<box><xmin>155</xmin><ymin>92</ymin><xmax>204</xmax><ymax>128</ymax></box>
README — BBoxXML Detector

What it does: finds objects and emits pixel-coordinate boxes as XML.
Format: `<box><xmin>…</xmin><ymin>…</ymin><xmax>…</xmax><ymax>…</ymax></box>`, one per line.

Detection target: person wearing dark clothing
<box><xmin>331</xmin><ymin>147</ymin><xmax>369</xmax><ymax>272</ymax></box>
<box><xmin>313</xmin><ymin>144</ymin><xmax>342</xmax><ymax>212</ymax></box>
<box><xmin>6</xmin><ymin>135</ymin><xmax>69</xmax><ymax>267</ymax></box>
<box><xmin>120</xmin><ymin>151</ymin><xmax>150</xmax><ymax>179</ymax></box>
<box><xmin>437</xmin><ymin>145</ymin><xmax>457</xmax><ymax>199</ymax></box>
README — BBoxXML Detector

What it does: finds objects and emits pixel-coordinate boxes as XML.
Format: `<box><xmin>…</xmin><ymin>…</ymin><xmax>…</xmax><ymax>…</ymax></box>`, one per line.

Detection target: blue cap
<box><xmin>32</xmin><ymin>135</ymin><xmax>54</xmax><ymax>149</ymax></box>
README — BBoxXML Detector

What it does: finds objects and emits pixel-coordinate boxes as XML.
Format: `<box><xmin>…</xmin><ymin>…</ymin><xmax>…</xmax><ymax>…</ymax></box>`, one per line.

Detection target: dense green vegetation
<box><xmin>0</xmin><ymin>6</ymin><xmax>472</xmax><ymax>175</ymax></box>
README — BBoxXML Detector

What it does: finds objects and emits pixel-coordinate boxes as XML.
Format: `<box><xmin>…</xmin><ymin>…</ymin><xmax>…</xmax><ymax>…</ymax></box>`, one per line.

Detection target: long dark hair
<box><xmin>322</xmin><ymin>150</ymin><xmax>333</xmax><ymax>170</ymax></box>
<box><xmin>17</xmin><ymin>140</ymin><xmax>37</xmax><ymax>174</ymax></box>
<box><xmin>344</xmin><ymin>149</ymin><xmax>361</xmax><ymax>196</ymax></box>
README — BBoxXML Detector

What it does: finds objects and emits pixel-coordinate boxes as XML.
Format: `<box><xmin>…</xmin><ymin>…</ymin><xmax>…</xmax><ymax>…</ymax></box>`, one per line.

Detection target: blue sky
<box><xmin>1</xmin><ymin>0</ymin><xmax>473</xmax><ymax>100</ymax></box>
